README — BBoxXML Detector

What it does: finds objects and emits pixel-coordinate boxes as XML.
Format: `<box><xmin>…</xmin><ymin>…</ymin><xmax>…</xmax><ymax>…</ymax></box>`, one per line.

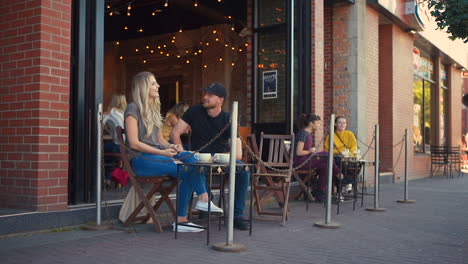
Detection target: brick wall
<box><xmin>323</xmin><ymin>6</ymin><xmax>333</xmax><ymax>128</ymax></box>
<box><xmin>0</xmin><ymin>0</ymin><xmax>71</xmax><ymax>211</ymax></box>
<box><xmin>365</xmin><ymin>7</ymin><xmax>379</xmax><ymax>173</ymax></box>
<box><xmin>311</xmin><ymin>0</ymin><xmax>324</xmax><ymax>143</ymax></box>
<box><xmin>392</xmin><ymin>27</ymin><xmax>418</xmax><ymax>179</ymax></box>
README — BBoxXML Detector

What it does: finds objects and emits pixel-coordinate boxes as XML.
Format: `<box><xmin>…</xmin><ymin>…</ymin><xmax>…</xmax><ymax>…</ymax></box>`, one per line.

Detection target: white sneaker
<box><xmin>195</xmin><ymin>201</ymin><xmax>224</xmax><ymax>214</ymax></box>
<box><xmin>172</xmin><ymin>222</ymin><xmax>204</xmax><ymax>232</ymax></box>
<box><xmin>345</xmin><ymin>184</ymin><xmax>353</xmax><ymax>193</ymax></box>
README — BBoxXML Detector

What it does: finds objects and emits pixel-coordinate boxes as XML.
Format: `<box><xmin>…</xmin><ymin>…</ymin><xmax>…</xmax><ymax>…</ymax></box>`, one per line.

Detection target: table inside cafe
<box><xmin>174</xmin><ymin>153</ymin><xmax>253</xmax><ymax>245</ymax></box>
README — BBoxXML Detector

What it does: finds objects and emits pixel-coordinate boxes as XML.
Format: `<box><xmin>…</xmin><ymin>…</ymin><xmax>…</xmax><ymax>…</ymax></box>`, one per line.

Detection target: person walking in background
<box><xmin>124</xmin><ymin>72</ymin><xmax>223</xmax><ymax>232</ymax></box>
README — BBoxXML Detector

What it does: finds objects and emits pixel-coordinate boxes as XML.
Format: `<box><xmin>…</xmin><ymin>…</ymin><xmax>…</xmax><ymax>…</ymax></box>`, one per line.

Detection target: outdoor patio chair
<box><xmin>448</xmin><ymin>146</ymin><xmax>462</xmax><ymax>178</ymax></box>
<box><xmin>430</xmin><ymin>145</ymin><xmax>449</xmax><ymax>178</ymax></box>
<box><xmin>116</xmin><ymin>127</ymin><xmax>177</xmax><ymax>232</ymax></box>
<box><xmin>251</xmin><ymin>132</ymin><xmax>295</xmax><ymax>226</ymax></box>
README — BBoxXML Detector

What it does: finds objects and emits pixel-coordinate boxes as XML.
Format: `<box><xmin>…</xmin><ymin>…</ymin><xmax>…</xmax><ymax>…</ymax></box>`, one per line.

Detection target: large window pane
<box><xmin>256</xmin><ymin>29</ymin><xmax>287</xmax><ymax>123</ymax></box>
<box><xmin>258</xmin><ymin>0</ymin><xmax>286</xmax><ymax>27</ymax></box>
<box><xmin>413</xmin><ymin>77</ymin><xmax>423</xmax><ymax>152</ymax></box>
<box><xmin>423</xmin><ymin>80</ymin><xmax>432</xmax><ymax>151</ymax></box>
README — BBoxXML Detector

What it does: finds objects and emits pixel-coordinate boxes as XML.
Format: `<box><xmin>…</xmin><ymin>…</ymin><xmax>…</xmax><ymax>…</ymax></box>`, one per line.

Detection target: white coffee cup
<box><xmin>214</xmin><ymin>153</ymin><xmax>230</xmax><ymax>163</ymax></box>
<box><xmin>194</xmin><ymin>153</ymin><xmax>212</xmax><ymax>163</ymax></box>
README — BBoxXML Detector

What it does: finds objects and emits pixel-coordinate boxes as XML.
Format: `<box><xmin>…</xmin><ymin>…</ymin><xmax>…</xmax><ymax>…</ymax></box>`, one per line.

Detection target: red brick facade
<box><xmin>0</xmin><ymin>1</ymin><xmax>71</xmax><ymax>211</ymax></box>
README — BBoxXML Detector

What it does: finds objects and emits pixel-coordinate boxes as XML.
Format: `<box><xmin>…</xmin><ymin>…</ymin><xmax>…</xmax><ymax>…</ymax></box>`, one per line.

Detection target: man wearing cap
<box><xmin>171</xmin><ymin>82</ymin><xmax>250</xmax><ymax>230</ymax></box>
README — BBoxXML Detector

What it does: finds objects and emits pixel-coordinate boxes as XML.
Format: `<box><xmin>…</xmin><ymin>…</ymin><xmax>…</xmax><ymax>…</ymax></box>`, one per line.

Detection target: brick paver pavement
<box><xmin>1</xmin><ymin>176</ymin><xmax>467</xmax><ymax>264</ymax></box>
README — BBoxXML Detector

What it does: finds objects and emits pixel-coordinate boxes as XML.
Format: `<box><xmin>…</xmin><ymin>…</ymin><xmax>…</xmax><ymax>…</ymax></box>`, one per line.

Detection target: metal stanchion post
<box><xmin>213</xmin><ymin>101</ymin><xmax>247</xmax><ymax>252</ymax></box>
<box><xmin>314</xmin><ymin>114</ymin><xmax>340</xmax><ymax>228</ymax></box>
<box><xmin>366</xmin><ymin>124</ymin><xmax>386</xmax><ymax>212</ymax></box>
<box><xmin>397</xmin><ymin>129</ymin><xmax>416</xmax><ymax>203</ymax></box>
<box><xmin>83</xmin><ymin>103</ymin><xmax>112</xmax><ymax>231</ymax></box>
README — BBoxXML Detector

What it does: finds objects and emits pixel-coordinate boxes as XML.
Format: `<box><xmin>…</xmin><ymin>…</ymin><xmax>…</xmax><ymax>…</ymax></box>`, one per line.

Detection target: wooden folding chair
<box><xmin>251</xmin><ymin>132</ymin><xmax>295</xmax><ymax>225</ymax></box>
<box><xmin>116</xmin><ymin>127</ymin><xmax>178</xmax><ymax>232</ymax></box>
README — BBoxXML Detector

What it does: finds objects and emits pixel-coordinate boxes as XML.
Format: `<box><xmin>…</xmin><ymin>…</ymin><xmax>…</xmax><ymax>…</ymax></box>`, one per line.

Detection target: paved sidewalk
<box><xmin>1</xmin><ymin>176</ymin><xmax>467</xmax><ymax>264</ymax></box>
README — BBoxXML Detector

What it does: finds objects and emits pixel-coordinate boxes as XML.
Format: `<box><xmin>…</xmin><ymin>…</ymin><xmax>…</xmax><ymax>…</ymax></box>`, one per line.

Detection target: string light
<box><xmin>231</xmin><ymin>27</ymin><xmax>235</xmax><ymax>31</ymax></box>
<box><xmin>177</xmin><ymin>55</ymin><xmax>181</xmax><ymax>58</ymax></box>
<box><xmin>231</xmin><ymin>62</ymin><xmax>235</xmax><ymax>66</ymax></box>
<box><xmin>179</xmin><ymin>28</ymin><xmax>183</xmax><ymax>33</ymax></box>
<box><xmin>124</xmin><ymin>26</ymin><xmax>128</xmax><ymax>30</ymax></box>
<box><xmin>205</xmin><ymin>42</ymin><xmax>210</xmax><ymax>46</ymax></box>
<box><xmin>115</xmin><ymin>41</ymin><xmax>120</xmax><ymax>45</ymax></box>
<box><xmin>150</xmin><ymin>50</ymin><xmax>154</xmax><ymax>53</ymax></box>
<box><xmin>119</xmin><ymin>56</ymin><xmax>123</xmax><ymax>60</ymax></box>
<box><xmin>186</xmin><ymin>60</ymin><xmax>190</xmax><ymax>64</ymax></box>
<box><xmin>203</xmin><ymin>65</ymin><xmax>207</xmax><ymax>68</ymax></box>
<box><xmin>127</xmin><ymin>4</ymin><xmax>132</xmax><ymax>10</ymax></box>
<box><xmin>107</xmin><ymin>5</ymin><xmax>111</xmax><ymax>9</ymax></box>
<box><xmin>213</xmin><ymin>30</ymin><xmax>217</xmax><ymax>34</ymax></box>
<box><xmin>109</xmin><ymin>11</ymin><xmax>113</xmax><ymax>16</ymax></box>
<box><xmin>164</xmin><ymin>0</ymin><xmax>169</xmax><ymax>7</ymax></box>
<box><xmin>194</xmin><ymin>1</ymin><xmax>198</xmax><ymax>7</ymax></box>
<box><xmin>219</xmin><ymin>58</ymin><xmax>223</xmax><ymax>62</ymax></box>
<box><xmin>215</xmin><ymin>38</ymin><xmax>219</xmax><ymax>41</ymax></box>
<box><xmin>135</xmin><ymin>48</ymin><xmax>139</xmax><ymax>52</ymax></box>
<box><xmin>143</xmin><ymin>60</ymin><xmax>147</xmax><ymax>63</ymax></box>
<box><xmin>127</xmin><ymin>11</ymin><xmax>131</xmax><ymax>16</ymax></box>
<box><xmin>146</xmin><ymin>45</ymin><xmax>149</xmax><ymax>49</ymax></box>
<box><xmin>138</xmin><ymin>28</ymin><xmax>143</xmax><ymax>32</ymax></box>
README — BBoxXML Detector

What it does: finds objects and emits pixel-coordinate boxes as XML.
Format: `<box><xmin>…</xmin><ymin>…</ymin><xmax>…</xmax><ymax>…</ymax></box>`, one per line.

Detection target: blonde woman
<box><xmin>103</xmin><ymin>94</ymin><xmax>127</xmax><ymax>153</ymax></box>
<box><xmin>124</xmin><ymin>72</ymin><xmax>222</xmax><ymax>232</ymax></box>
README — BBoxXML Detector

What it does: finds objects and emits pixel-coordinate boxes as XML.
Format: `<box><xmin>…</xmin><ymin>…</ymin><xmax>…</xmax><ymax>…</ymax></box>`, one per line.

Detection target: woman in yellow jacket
<box><xmin>324</xmin><ymin>116</ymin><xmax>358</xmax><ymax>193</ymax></box>
<box><xmin>324</xmin><ymin>116</ymin><xmax>357</xmax><ymax>156</ymax></box>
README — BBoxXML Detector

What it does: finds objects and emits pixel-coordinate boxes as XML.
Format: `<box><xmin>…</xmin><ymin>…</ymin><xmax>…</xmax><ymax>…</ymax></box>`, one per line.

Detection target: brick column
<box><xmin>311</xmin><ymin>0</ymin><xmax>324</xmax><ymax>142</ymax></box>
<box><xmin>0</xmin><ymin>1</ymin><xmax>72</xmax><ymax>211</ymax></box>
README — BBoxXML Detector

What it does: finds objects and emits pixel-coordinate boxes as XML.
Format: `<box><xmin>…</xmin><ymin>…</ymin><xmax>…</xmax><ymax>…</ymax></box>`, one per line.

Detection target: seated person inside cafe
<box><xmin>171</xmin><ymin>82</ymin><xmax>250</xmax><ymax>230</ymax></box>
<box><xmin>324</xmin><ymin>115</ymin><xmax>359</xmax><ymax>193</ymax></box>
<box><xmin>161</xmin><ymin>102</ymin><xmax>190</xmax><ymax>147</ymax></box>
<box><xmin>124</xmin><ymin>71</ymin><xmax>223</xmax><ymax>233</ymax></box>
<box><xmin>103</xmin><ymin>93</ymin><xmax>127</xmax><ymax>153</ymax></box>
<box><xmin>293</xmin><ymin>113</ymin><xmax>342</xmax><ymax>202</ymax></box>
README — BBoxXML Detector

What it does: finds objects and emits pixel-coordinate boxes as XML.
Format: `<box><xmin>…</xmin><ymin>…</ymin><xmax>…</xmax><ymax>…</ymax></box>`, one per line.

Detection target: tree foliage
<box><xmin>427</xmin><ymin>0</ymin><xmax>468</xmax><ymax>43</ymax></box>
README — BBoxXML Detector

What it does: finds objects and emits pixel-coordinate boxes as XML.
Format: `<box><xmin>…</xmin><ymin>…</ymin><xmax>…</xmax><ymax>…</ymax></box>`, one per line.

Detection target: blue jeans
<box><xmin>233</xmin><ymin>160</ymin><xmax>250</xmax><ymax>217</ymax></box>
<box><xmin>181</xmin><ymin>156</ymin><xmax>250</xmax><ymax>217</ymax></box>
<box><xmin>131</xmin><ymin>151</ymin><xmax>207</xmax><ymax>217</ymax></box>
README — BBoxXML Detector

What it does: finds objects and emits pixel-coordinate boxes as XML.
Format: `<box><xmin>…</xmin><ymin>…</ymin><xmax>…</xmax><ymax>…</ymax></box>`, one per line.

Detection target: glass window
<box><xmin>413</xmin><ymin>77</ymin><xmax>432</xmax><ymax>153</ymax></box>
<box><xmin>258</xmin><ymin>0</ymin><xmax>286</xmax><ymax>27</ymax></box>
<box><xmin>256</xmin><ymin>29</ymin><xmax>287</xmax><ymax>123</ymax></box>
<box><xmin>440</xmin><ymin>87</ymin><xmax>448</xmax><ymax>145</ymax></box>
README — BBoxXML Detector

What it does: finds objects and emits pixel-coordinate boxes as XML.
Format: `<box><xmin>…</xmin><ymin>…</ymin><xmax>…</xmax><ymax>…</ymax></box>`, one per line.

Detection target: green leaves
<box><xmin>427</xmin><ymin>0</ymin><xmax>468</xmax><ymax>43</ymax></box>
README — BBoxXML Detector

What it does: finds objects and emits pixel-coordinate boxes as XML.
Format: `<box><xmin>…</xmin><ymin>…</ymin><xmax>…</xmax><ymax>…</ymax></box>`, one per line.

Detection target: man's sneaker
<box><xmin>172</xmin><ymin>222</ymin><xmax>204</xmax><ymax>232</ymax></box>
<box><xmin>195</xmin><ymin>201</ymin><xmax>224</xmax><ymax>214</ymax></box>
<box><xmin>234</xmin><ymin>217</ymin><xmax>249</xmax><ymax>230</ymax></box>
<box><xmin>344</xmin><ymin>184</ymin><xmax>353</xmax><ymax>193</ymax></box>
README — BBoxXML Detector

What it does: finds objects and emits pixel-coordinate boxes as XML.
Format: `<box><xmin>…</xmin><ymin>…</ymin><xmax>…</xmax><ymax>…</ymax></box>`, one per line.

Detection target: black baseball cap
<box><xmin>203</xmin><ymin>82</ymin><xmax>227</xmax><ymax>99</ymax></box>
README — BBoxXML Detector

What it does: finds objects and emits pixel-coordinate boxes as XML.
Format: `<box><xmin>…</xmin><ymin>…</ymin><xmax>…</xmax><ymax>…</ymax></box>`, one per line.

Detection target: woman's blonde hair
<box><xmin>131</xmin><ymin>71</ymin><xmax>162</xmax><ymax>138</ymax></box>
<box><xmin>107</xmin><ymin>94</ymin><xmax>127</xmax><ymax>113</ymax></box>
<box><xmin>167</xmin><ymin>102</ymin><xmax>189</xmax><ymax>118</ymax></box>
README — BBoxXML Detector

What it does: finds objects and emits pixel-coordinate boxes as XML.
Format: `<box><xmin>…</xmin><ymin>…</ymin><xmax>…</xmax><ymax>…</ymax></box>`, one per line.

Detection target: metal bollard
<box><xmin>397</xmin><ymin>129</ymin><xmax>416</xmax><ymax>203</ymax></box>
<box><xmin>314</xmin><ymin>114</ymin><xmax>340</xmax><ymax>229</ymax></box>
<box><xmin>366</xmin><ymin>124</ymin><xmax>386</xmax><ymax>212</ymax></box>
<box><xmin>212</xmin><ymin>101</ymin><xmax>247</xmax><ymax>252</ymax></box>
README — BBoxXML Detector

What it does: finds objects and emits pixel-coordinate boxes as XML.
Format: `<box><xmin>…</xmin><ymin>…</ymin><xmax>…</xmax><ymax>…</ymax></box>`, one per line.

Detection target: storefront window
<box><xmin>413</xmin><ymin>77</ymin><xmax>432</xmax><ymax>153</ymax></box>
<box><xmin>439</xmin><ymin>65</ymin><xmax>449</xmax><ymax>146</ymax></box>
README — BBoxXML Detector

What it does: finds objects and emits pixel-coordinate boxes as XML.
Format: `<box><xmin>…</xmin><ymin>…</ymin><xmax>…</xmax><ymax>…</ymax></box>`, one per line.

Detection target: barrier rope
<box><xmin>379</xmin><ymin>135</ymin><xmax>405</xmax><ymax>172</ymax></box>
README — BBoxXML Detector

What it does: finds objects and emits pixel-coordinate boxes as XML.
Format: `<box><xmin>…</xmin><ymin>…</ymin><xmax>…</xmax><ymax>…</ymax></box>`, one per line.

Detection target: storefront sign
<box><xmin>262</xmin><ymin>70</ymin><xmax>277</xmax><ymax>99</ymax></box>
<box><xmin>404</xmin><ymin>0</ymin><xmax>430</xmax><ymax>30</ymax></box>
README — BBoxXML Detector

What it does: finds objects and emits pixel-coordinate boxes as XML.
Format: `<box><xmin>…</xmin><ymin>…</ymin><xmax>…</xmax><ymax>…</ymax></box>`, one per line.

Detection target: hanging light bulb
<box><xmin>179</xmin><ymin>28</ymin><xmax>183</xmax><ymax>33</ymax></box>
<box><xmin>186</xmin><ymin>60</ymin><xmax>190</xmax><ymax>64</ymax></box>
<box><xmin>194</xmin><ymin>0</ymin><xmax>198</xmax><ymax>7</ymax></box>
<box><xmin>203</xmin><ymin>65</ymin><xmax>208</xmax><ymax>68</ymax></box>
<box><xmin>119</xmin><ymin>56</ymin><xmax>123</xmax><ymax>60</ymax></box>
<box><xmin>143</xmin><ymin>60</ymin><xmax>147</xmax><ymax>64</ymax></box>
<box><xmin>124</xmin><ymin>26</ymin><xmax>128</xmax><ymax>30</ymax></box>
<box><xmin>127</xmin><ymin>11</ymin><xmax>131</xmax><ymax>16</ymax></box>
<box><xmin>231</xmin><ymin>62</ymin><xmax>235</xmax><ymax>66</ymax></box>
<box><xmin>109</xmin><ymin>11</ymin><xmax>113</xmax><ymax>16</ymax></box>
<box><xmin>177</xmin><ymin>55</ymin><xmax>181</xmax><ymax>58</ymax></box>
<box><xmin>218</xmin><ymin>0</ymin><xmax>222</xmax><ymax>2</ymax></box>
<box><xmin>135</xmin><ymin>48</ymin><xmax>139</xmax><ymax>52</ymax></box>
<box><xmin>231</xmin><ymin>26</ymin><xmax>235</xmax><ymax>31</ymax></box>
<box><xmin>127</xmin><ymin>4</ymin><xmax>132</xmax><ymax>10</ymax></box>
<box><xmin>152</xmin><ymin>12</ymin><xmax>156</xmax><ymax>16</ymax></box>
<box><xmin>213</xmin><ymin>30</ymin><xmax>217</xmax><ymax>34</ymax></box>
<box><xmin>198</xmin><ymin>49</ymin><xmax>202</xmax><ymax>53</ymax></box>
<box><xmin>146</xmin><ymin>45</ymin><xmax>149</xmax><ymax>49</ymax></box>
<box><xmin>150</xmin><ymin>50</ymin><xmax>154</xmax><ymax>53</ymax></box>
<box><xmin>215</xmin><ymin>38</ymin><xmax>219</xmax><ymax>42</ymax></box>
<box><xmin>115</xmin><ymin>41</ymin><xmax>120</xmax><ymax>45</ymax></box>
<box><xmin>107</xmin><ymin>5</ymin><xmax>111</xmax><ymax>9</ymax></box>
<box><xmin>219</xmin><ymin>58</ymin><xmax>223</xmax><ymax>62</ymax></box>
<box><xmin>164</xmin><ymin>0</ymin><xmax>169</xmax><ymax>7</ymax></box>
<box><xmin>138</xmin><ymin>28</ymin><xmax>143</xmax><ymax>32</ymax></box>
